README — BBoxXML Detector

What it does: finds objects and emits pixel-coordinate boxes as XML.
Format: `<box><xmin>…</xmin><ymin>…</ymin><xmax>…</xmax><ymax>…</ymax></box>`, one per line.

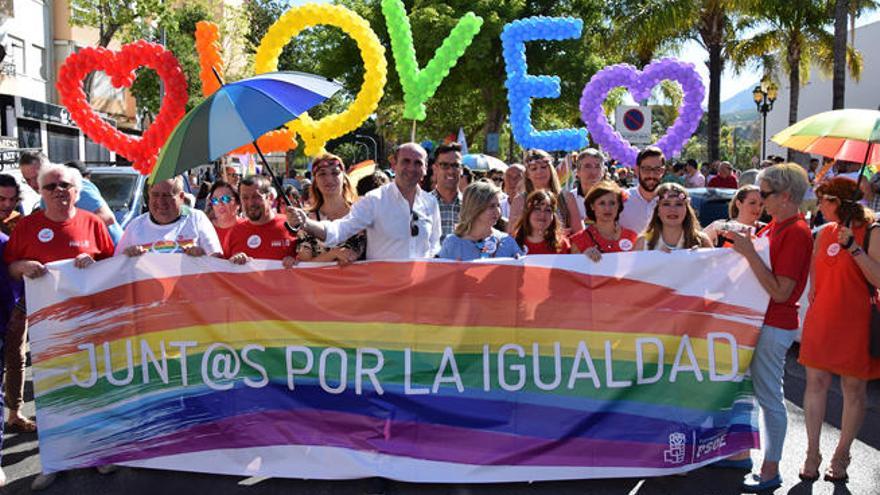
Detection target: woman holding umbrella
<box><xmin>798</xmin><ymin>177</ymin><xmax>880</xmax><ymax>483</ymax></box>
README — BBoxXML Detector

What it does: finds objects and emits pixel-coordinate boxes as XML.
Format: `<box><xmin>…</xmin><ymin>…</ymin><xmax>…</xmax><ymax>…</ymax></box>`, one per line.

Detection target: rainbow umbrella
<box><xmin>772</xmin><ymin>109</ymin><xmax>880</xmax><ymax>179</ymax></box>
<box><xmin>150</xmin><ymin>71</ymin><xmax>342</xmax><ymax>198</ymax></box>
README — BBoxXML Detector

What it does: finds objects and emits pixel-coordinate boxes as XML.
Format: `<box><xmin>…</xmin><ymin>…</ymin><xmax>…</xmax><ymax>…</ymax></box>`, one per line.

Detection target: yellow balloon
<box><xmin>255</xmin><ymin>3</ymin><xmax>387</xmax><ymax>156</ymax></box>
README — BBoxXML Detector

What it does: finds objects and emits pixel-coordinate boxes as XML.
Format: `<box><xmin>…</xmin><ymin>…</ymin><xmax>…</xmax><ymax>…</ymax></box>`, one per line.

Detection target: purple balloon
<box><xmin>579</xmin><ymin>58</ymin><xmax>705</xmax><ymax>166</ymax></box>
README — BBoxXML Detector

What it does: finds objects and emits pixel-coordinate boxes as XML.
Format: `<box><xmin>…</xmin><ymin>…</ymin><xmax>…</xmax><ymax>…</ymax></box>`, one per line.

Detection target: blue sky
<box><xmin>678</xmin><ymin>10</ymin><xmax>880</xmax><ymax>103</ymax></box>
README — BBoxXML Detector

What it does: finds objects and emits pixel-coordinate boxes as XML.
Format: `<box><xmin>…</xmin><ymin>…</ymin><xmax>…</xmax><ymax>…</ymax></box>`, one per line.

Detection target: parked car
<box><xmin>687</xmin><ymin>187</ymin><xmax>737</xmax><ymax>226</ymax></box>
<box><xmin>88</xmin><ymin>166</ymin><xmax>146</xmax><ymax>228</ymax></box>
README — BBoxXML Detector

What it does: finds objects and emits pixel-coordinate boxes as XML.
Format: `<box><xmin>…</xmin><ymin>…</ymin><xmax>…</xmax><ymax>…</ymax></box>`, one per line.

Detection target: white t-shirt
<box><xmin>618</xmin><ymin>186</ymin><xmax>658</xmax><ymax>235</ymax></box>
<box><xmin>571</xmin><ymin>186</ymin><xmax>586</xmax><ymax>220</ymax></box>
<box><xmin>115</xmin><ymin>207</ymin><xmax>222</xmax><ymax>256</ymax></box>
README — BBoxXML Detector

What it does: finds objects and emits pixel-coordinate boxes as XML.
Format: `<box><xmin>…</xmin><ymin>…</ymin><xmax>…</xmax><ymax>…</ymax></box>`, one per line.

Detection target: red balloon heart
<box><xmin>57</xmin><ymin>42</ymin><xmax>188</xmax><ymax>175</ymax></box>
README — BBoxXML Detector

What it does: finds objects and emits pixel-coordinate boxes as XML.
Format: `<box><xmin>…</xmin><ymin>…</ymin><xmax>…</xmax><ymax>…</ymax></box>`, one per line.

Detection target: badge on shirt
<box><xmin>247</xmin><ymin>235</ymin><xmax>262</xmax><ymax>249</ymax></box>
<box><xmin>38</xmin><ymin>228</ymin><xmax>54</xmax><ymax>243</ymax></box>
<box><xmin>826</xmin><ymin>243</ymin><xmax>841</xmax><ymax>257</ymax></box>
<box><xmin>618</xmin><ymin>238</ymin><xmax>633</xmax><ymax>251</ymax></box>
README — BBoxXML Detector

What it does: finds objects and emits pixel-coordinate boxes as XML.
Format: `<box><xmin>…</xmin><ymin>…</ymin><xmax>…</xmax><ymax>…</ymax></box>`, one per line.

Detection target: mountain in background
<box><xmin>720</xmin><ymin>83</ymin><xmax>760</xmax><ymax>123</ymax></box>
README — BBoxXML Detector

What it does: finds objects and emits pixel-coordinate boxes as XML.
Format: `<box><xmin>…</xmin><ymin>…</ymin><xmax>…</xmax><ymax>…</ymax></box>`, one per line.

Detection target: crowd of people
<box><xmin>0</xmin><ymin>144</ymin><xmax>876</xmax><ymax>492</ymax></box>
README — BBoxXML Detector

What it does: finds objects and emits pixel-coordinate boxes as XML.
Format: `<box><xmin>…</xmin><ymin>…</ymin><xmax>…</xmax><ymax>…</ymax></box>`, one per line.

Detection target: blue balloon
<box><xmin>501</xmin><ymin>17</ymin><xmax>588</xmax><ymax>152</ymax></box>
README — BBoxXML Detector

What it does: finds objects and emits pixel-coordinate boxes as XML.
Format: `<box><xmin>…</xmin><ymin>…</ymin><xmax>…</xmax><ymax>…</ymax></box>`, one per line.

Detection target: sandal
<box><xmin>6</xmin><ymin>417</ymin><xmax>37</xmax><ymax>433</ymax></box>
<box><xmin>798</xmin><ymin>452</ymin><xmax>822</xmax><ymax>481</ymax></box>
<box><xmin>823</xmin><ymin>453</ymin><xmax>851</xmax><ymax>483</ymax></box>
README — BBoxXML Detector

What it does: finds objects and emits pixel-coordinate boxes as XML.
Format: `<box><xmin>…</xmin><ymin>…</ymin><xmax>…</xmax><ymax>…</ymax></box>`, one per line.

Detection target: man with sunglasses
<box><xmin>619</xmin><ymin>146</ymin><xmax>666</xmax><ymax>234</ymax></box>
<box><xmin>287</xmin><ymin>142</ymin><xmax>442</xmax><ymax>260</ymax></box>
<box><xmin>115</xmin><ymin>177</ymin><xmax>222</xmax><ymax>257</ymax></box>
<box><xmin>431</xmin><ymin>142</ymin><xmax>463</xmax><ymax>242</ymax></box>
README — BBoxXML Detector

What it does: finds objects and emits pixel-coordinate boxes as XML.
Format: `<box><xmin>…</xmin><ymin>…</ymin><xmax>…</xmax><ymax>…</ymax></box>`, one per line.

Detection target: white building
<box><xmin>765</xmin><ymin>20</ymin><xmax>880</xmax><ymax>160</ymax></box>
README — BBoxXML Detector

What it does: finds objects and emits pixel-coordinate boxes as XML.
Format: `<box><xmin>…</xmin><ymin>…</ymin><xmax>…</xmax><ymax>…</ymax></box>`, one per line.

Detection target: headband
<box><xmin>659</xmin><ymin>190</ymin><xmax>687</xmax><ymax>201</ymax></box>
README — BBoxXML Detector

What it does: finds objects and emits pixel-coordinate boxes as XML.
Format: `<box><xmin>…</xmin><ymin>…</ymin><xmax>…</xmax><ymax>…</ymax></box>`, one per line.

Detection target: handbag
<box><xmin>861</xmin><ymin>223</ymin><xmax>880</xmax><ymax>358</ymax></box>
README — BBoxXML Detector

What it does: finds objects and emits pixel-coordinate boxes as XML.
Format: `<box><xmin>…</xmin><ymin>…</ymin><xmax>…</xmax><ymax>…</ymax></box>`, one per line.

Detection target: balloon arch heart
<box><xmin>55</xmin><ymin>4</ymin><xmax>706</xmax><ymax>175</ymax></box>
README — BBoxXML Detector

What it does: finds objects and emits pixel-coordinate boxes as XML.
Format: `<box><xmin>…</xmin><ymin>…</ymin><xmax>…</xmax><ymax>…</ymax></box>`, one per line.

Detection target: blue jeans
<box><xmin>750</xmin><ymin>324</ymin><xmax>796</xmax><ymax>463</ymax></box>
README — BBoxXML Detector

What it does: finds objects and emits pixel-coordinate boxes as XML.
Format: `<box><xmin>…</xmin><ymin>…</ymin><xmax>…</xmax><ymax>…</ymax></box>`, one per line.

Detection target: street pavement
<box><xmin>2</xmin><ymin>345</ymin><xmax>878</xmax><ymax>494</ymax></box>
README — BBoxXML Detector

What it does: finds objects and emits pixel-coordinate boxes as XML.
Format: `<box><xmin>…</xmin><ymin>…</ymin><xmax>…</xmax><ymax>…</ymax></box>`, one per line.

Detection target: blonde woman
<box><xmin>508</xmin><ymin>149</ymin><xmax>583</xmax><ymax>235</ymax></box>
<box><xmin>438</xmin><ymin>181</ymin><xmax>522</xmax><ymax>260</ymax></box>
<box><xmin>703</xmin><ymin>185</ymin><xmax>765</xmax><ymax>247</ymax></box>
<box><xmin>296</xmin><ymin>154</ymin><xmax>365</xmax><ymax>265</ymax></box>
<box><xmin>635</xmin><ymin>183</ymin><xmax>712</xmax><ymax>251</ymax></box>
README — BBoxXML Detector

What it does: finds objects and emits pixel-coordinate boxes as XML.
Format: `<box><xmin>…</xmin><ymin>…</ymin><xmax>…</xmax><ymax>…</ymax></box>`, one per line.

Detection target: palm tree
<box><xmin>733</xmin><ymin>0</ymin><xmax>862</xmax><ymax>160</ymax></box>
<box><xmin>833</xmin><ymin>0</ymin><xmax>878</xmax><ymax>109</ymax></box>
<box><xmin>610</xmin><ymin>0</ymin><xmax>743</xmax><ymax>163</ymax></box>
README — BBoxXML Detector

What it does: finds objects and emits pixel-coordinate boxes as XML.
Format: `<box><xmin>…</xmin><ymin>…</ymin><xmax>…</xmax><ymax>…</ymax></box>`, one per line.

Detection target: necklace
<box><xmin>659</xmin><ymin>231</ymin><xmax>683</xmax><ymax>250</ymax></box>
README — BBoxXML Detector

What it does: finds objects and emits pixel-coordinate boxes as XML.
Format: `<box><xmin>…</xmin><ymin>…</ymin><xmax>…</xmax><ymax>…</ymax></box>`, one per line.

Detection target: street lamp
<box><xmin>355</xmin><ymin>134</ymin><xmax>378</xmax><ymax>161</ymax></box>
<box><xmin>753</xmin><ymin>81</ymin><xmax>778</xmax><ymax>160</ymax></box>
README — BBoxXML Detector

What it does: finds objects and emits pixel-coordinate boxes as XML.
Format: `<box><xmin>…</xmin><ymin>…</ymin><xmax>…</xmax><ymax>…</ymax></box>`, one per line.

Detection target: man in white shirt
<box><xmin>288</xmin><ymin>143</ymin><xmax>442</xmax><ymax>260</ymax></box>
<box><xmin>619</xmin><ymin>146</ymin><xmax>665</xmax><ymax>234</ymax></box>
<box><xmin>116</xmin><ymin>177</ymin><xmax>222</xmax><ymax>257</ymax></box>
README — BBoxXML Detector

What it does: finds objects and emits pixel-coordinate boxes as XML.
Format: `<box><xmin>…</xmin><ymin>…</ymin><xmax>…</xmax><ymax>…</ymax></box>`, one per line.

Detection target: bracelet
<box><xmin>850</xmin><ymin>246</ymin><xmax>864</xmax><ymax>257</ymax></box>
<box><xmin>842</xmin><ymin>236</ymin><xmax>855</xmax><ymax>250</ymax></box>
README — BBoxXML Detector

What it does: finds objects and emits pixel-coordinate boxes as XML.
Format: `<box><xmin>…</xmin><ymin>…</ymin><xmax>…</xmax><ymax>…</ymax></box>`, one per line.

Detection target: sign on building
<box><xmin>615</xmin><ymin>106</ymin><xmax>652</xmax><ymax>145</ymax></box>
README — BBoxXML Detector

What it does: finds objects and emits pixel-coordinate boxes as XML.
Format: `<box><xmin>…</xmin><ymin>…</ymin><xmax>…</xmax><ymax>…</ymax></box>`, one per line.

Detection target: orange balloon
<box><xmin>194</xmin><ymin>21</ymin><xmax>297</xmax><ymax>154</ymax></box>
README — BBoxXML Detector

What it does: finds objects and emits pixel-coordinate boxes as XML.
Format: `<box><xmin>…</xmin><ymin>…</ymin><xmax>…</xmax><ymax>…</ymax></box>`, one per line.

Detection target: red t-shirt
<box><xmin>226</xmin><ymin>216</ymin><xmax>297</xmax><ymax>260</ymax></box>
<box><xmin>708</xmin><ymin>175</ymin><xmax>738</xmax><ymax>189</ymax></box>
<box><xmin>4</xmin><ymin>209</ymin><xmax>114</xmax><ymax>265</ymax></box>
<box><xmin>570</xmin><ymin>225</ymin><xmax>638</xmax><ymax>253</ymax></box>
<box><xmin>214</xmin><ymin>217</ymin><xmax>245</xmax><ymax>256</ymax></box>
<box><xmin>523</xmin><ymin>236</ymin><xmax>571</xmax><ymax>255</ymax></box>
<box><xmin>760</xmin><ymin>215</ymin><xmax>813</xmax><ymax>330</ymax></box>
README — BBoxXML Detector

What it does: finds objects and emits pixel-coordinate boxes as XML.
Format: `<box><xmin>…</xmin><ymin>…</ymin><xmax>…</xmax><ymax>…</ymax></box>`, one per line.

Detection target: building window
<box><xmin>17</xmin><ymin>119</ymin><xmax>41</xmax><ymax>149</ymax></box>
<box><xmin>47</xmin><ymin>124</ymin><xmax>79</xmax><ymax>163</ymax></box>
<box><xmin>85</xmin><ymin>136</ymin><xmax>110</xmax><ymax>163</ymax></box>
<box><xmin>8</xmin><ymin>36</ymin><xmax>24</xmax><ymax>76</ymax></box>
<box><xmin>31</xmin><ymin>44</ymin><xmax>45</xmax><ymax>80</ymax></box>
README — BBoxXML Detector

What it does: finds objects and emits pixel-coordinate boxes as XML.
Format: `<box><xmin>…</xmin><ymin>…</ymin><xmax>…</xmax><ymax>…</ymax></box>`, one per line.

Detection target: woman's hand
<box><xmin>333</xmin><ymin>247</ymin><xmax>357</xmax><ymax>267</ymax></box>
<box><xmin>583</xmin><ymin>247</ymin><xmax>602</xmax><ymax>263</ymax></box>
<box><xmin>838</xmin><ymin>225</ymin><xmax>855</xmax><ymax>250</ymax></box>
<box><xmin>73</xmin><ymin>254</ymin><xmax>96</xmax><ymax>269</ymax></box>
<box><xmin>730</xmin><ymin>231</ymin><xmax>756</xmax><ymax>258</ymax></box>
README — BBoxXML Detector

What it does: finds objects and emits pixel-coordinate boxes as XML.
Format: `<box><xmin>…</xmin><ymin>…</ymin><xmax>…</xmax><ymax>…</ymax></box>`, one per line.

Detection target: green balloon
<box><xmin>381</xmin><ymin>0</ymin><xmax>483</xmax><ymax>121</ymax></box>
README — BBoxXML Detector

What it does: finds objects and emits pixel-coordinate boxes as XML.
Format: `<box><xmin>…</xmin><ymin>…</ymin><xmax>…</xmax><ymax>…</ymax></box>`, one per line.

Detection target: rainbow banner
<box><xmin>27</xmin><ymin>250</ymin><xmax>769</xmax><ymax>481</ymax></box>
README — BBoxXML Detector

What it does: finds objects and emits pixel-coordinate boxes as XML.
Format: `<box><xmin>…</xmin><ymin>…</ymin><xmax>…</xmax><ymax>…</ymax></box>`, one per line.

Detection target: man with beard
<box><xmin>619</xmin><ymin>146</ymin><xmax>665</xmax><ymax>234</ymax></box>
<box><xmin>431</xmin><ymin>142</ymin><xmax>463</xmax><ymax>242</ymax></box>
<box><xmin>116</xmin><ymin>177</ymin><xmax>221</xmax><ymax>257</ymax></box>
<box><xmin>287</xmin><ymin>143</ymin><xmax>441</xmax><ymax>260</ymax></box>
<box><xmin>227</xmin><ymin>175</ymin><xmax>297</xmax><ymax>266</ymax></box>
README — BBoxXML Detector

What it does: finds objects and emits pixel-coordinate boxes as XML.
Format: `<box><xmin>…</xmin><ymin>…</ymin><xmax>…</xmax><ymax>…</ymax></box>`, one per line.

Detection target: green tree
<box><xmin>610</xmin><ymin>0</ymin><xmax>744</xmax><ymax>163</ymax></box>
<box><xmin>833</xmin><ymin>0</ymin><xmax>878</xmax><ymax>109</ymax></box>
<box><xmin>734</xmin><ymin>0</ymin><xmax>862</xmax><ymax>160</ymax></box>
<box><xmin>69</xmin><ymin>0</ymin><xmax>168</xmax><ymax>100</ymax></box>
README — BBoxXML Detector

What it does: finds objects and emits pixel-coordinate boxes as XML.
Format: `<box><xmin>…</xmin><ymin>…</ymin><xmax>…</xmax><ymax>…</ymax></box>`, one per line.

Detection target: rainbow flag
<box><xmin>27</xmin><ymin>252</ymin><xmax>767</xmax><ymax>480</ymax></box>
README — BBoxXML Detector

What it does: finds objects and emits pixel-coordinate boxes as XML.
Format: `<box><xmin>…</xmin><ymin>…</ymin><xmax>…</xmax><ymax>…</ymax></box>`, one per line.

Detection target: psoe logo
<box><xmin>247</xmin><ymin>235</ymin><xmax>262</xmax><ymax>249</ymax></box>
<box><xmin>663</xmin><ymin>432</ymin><xmax>687</xmax><ymax>464</ymax></box>
<box><xmin>37</xmin><ymin>228</ymin><xmax>54</xmax><ymax>243</ymax></box>
<box><xmin>695</xmin><ymin>434</ymin><xmax>727</xmax><ymax>460</ymax></box>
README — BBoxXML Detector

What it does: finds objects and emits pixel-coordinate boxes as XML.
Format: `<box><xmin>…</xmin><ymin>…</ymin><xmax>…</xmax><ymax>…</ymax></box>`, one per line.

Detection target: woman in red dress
<box><xmin>208</xmin><ymin>180</ymin><xmax>243</xmax><ymax>255</ymax></box>
<box><xmin>799</xmin><ymin>177</ymin><xmax>880</xmax><ymax>483</ymax></box>
<box><xmin>570</xmin><ymin>181</ymin><xmax>637</xmax><ymax>261</ymax></box>
<box><xmin>512</xmin><ymin>190</ymin><xmax>570</xmax><ymax>254</ymax></box>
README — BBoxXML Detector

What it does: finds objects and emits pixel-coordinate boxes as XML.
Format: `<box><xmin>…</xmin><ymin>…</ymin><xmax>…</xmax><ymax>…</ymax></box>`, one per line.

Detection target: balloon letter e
<box><xmin>501</xmin><ymin>17</ymin><xmax>587</xmax><ymax>152</ymax></box>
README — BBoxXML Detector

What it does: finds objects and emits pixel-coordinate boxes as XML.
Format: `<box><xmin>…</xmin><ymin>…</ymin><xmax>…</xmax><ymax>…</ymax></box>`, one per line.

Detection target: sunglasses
<box><xmin>210</xmin><ymin>195</ymin><xmax>234</xmax><ymax>205</ymax></box>
<box><xmin>410</xmin><ymin>211</ymin><xmax>419</xmax><ymax>237</ymax></box>
<box><xmin>42</xmin><ymin>181</ymin><xmax>73</xmax><ymax>192</ymax></box>
<box><xmin>759</xmin><ymin>189</ymin><xmax>776</xmax><ymax>199</ymax></box>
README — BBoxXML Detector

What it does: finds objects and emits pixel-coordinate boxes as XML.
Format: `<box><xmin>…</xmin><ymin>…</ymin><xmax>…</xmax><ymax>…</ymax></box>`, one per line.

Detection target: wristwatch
<box><xmin>850</xmin><ymin>246</ymin><xmax>864</xmax><ymax>257</ymax></box>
